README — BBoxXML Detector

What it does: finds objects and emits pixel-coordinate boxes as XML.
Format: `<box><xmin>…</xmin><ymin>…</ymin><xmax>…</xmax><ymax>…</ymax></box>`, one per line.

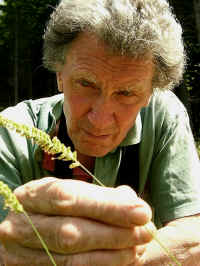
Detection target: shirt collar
<box><xmin>120</xmin><ymin>112</ymin><xmax>142</xmax><ymax>146</ymax></box>
<box><xmin>35</xmin><ymin>96</ymin><xmax>142</xmax><ymax>158</ymax></box>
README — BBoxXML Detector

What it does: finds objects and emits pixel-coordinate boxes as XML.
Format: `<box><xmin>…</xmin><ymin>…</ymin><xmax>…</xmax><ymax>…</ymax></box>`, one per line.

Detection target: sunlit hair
<box><xmin>43</xmin><ymin>0</ymin><xmax>186</xmax><ymax>90</ymax></box>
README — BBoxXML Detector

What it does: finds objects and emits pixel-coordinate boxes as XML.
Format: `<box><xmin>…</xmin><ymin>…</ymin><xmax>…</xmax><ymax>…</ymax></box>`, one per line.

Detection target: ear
<box><xmin>56</xmin><ymin>72</ymin><xmax>63</xmax><ymax>92</ymax></box>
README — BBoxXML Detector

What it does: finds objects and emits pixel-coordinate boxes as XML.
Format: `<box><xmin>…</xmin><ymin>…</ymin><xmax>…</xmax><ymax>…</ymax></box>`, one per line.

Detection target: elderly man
<box><xmin>0</xmin><ymin>0</ymin><xmax>200</xmax><ymax>265</ymax></box>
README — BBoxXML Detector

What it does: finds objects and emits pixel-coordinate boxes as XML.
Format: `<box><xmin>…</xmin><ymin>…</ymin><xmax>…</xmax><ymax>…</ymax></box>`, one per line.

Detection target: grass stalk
<box><xmin>0</xmin><ymin>114</ymin><xmax>182</xmax><ymax>266</ymax></box>
<box><xmin>0</xmin><ymin>180</ymin><xmax>57</xmax><ymax>266</ymax></box>
<box><xmin>78</xmin><ymin>163</ymin><xmax>105</xmax><ymax>186</ymax></box>
<box><xmin>145</xmin><ymin>225</ymin><xmax>182</xmax><ymax>266</ymax></box>
<box><xmin>23</xmin><ymin>210</ymin><xmax>57</xmax><ymax>266</ymax></box>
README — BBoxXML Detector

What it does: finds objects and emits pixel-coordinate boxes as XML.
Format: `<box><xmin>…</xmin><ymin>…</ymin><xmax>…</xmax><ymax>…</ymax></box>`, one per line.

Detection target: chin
<box><xmin>78</xmin><ymin>145</ymin><xmax>113</xmax><ymax>158</ymax></box>
<box><xmin>83</xmin><ymin>150</ymin><xmax>109</xmax><ymax>158</ymax></box>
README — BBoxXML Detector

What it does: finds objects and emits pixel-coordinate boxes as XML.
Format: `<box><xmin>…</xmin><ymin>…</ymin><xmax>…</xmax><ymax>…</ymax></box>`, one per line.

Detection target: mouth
<box><xmin>82</xmin><ymin>129</ymin><xmax>113</xmax><ymax>140</ymax></box>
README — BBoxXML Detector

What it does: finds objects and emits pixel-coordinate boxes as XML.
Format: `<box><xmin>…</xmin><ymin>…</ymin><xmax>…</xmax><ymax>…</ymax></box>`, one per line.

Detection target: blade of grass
<box><xmin>23</xmin><ymin>210</ymin><xmax>57</xmax><ymax>266</ymax></box>
<box><xmin>0</xmin><ymin>180</ymin><xmax>57</xmax><ymax>266</ymax></box>
<box><xmin>0</xmin><ymin>114</ymin><xmax>182</xmax><ymax>266</ymax></box>
<box><xmin>145</xmin><ymin>224</ymin><xmax>182</xmax><ymax>266</ymax></box>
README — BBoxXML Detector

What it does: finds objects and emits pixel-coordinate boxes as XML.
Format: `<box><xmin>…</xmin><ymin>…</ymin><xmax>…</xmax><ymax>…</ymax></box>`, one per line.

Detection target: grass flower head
<box><xmin>0</xmin><ymin>114</ymin><xmax>80</xmax><ymax>168</ymax></box>
<box><xmin>0</xmin><ymin>114</ymin><xmax>182</xmax><ymax>265</ymax></box>
<box><xmin>0</xmin><ymin>181</ymin><xmax>23</xmax><ymax>213</ymax></box>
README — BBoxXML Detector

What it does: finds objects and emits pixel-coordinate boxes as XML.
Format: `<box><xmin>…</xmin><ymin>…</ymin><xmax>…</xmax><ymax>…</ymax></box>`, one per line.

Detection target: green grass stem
<box><xmin>23</xmin><ymin>211</ymin><xmax>57</xmax><ymax>266</ymax></box>
<box><xmin>79</xmin><ymin>163</ymin><xmax>105</xmax><ymax>187</ymax></box>
<box><xmin>145</xmin><ymin>225</ymin><xmax>182</xmax><ymax>266</ymax></box>
<box><xmin>0</xmin><ymin>114</ymin><xmax>182</xmax><ymax>266</ymax></box>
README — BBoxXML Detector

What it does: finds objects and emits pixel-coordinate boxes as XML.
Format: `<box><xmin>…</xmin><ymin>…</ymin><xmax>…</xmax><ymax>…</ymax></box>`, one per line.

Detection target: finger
<box><xmin>0</xmin><ymin>213</ymin><xmax>155</xmax><ymax>254</ymax></box>
<box><xmin>136</xmin><ymin>244</ymin><xmax>146</xmax><ymax>257</ymax></box>
<box><xmin>14</xmin><ymin>178</ymin><xmax>152</xmax><ymax>227</ymax></box>
<box><xmin>1</xmin><ymin>243</ymin><xmax>139</xmax><ymax>266</ymax></box>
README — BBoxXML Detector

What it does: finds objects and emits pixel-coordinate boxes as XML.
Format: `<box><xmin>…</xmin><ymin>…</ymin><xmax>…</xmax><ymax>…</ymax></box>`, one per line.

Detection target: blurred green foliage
<box><xmin>169</xmin><ymin>0</ymin><xmax>200</xmax><ymax>139</ymax></box>
<box><xmin>0</xmin><ymin>0</ymin><xmax>199</xmax><ymax>138</ymax></box>
<box><xmin>0</xmin><ymin>0</ymin><xmax>59</xmax><ymax>104</ymax></box>
<box><xmin>196</xmin><ymin>140</ymin><xmax>200</xmax><ymax>159</ymax></box>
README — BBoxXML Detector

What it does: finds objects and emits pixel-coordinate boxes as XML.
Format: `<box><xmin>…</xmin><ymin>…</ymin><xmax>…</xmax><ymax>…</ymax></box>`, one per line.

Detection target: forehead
<box><xmin>62</xmin><ymin>33</ymin><xmax>154</xmax><ymax>82</ymax></box>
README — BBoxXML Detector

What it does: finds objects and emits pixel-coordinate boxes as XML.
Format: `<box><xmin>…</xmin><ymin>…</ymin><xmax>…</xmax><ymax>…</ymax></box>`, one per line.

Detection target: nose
<box><xmin>87</xmin><ymin>96</ymin><xmax>116</xmax><ymax>130</ymax></box>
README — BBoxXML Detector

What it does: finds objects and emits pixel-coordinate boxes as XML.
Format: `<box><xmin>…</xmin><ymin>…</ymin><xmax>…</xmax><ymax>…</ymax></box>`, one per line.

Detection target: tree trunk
<box><xmin>26</xmin><ymin>47</ymin><xmax>33</xmax><ymax>99</ymax></box>
<box><xmin>14</xmin><ymin>9</ymin><xmax>19</xmax><ymax>105</ymax></box>
<box><xmin>194</xmin><ymin>0</ymin><xmax>200</xmax><ymax>43</ymax></box>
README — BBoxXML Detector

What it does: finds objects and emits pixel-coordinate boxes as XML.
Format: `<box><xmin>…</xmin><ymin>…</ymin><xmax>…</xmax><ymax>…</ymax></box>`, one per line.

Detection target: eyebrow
<box><xmin>73</xmin><ymin>72</ymin><xmax>148</xmax><ymax>93</ymax></box>
<box><xmin>78</xmin><ymin>77</ymin><xmax>100</xmax><ymax>89</ymax></box>
<box><xmin>73</xmin><ymin>72</ymin><xmax>101</xmax><ymax>88</ymax></box>
<box><xmin>74</xmin><ymin>72</ymin><xmax>98</xmax><ymax>83</ymax></box>
<box><xmin>117</xmin><ymin>82</ymin><xmax>146</xmax><ymax>94</ymax></box>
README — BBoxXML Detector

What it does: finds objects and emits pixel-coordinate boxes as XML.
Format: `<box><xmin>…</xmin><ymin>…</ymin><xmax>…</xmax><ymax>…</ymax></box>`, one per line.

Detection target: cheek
<box><xmin>63</xmin><ymin>94</ymin><xmax>90</xmax><ymax>121</ymax></box>
<box><xmin>117</xmin><ymin>103</ymin><xmax>142</xmax><ymax>129</ymax></box>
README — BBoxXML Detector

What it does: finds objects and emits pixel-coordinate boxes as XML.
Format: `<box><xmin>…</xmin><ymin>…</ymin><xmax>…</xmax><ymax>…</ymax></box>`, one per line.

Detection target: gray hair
<box><xmin>43</xmin><ymin>0</ymin><xmax>186</xmax><ymax>90</ymax></box>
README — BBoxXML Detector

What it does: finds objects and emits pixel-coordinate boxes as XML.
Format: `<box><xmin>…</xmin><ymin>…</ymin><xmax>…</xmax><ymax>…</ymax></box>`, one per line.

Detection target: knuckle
<box><xmin>133</xmin><ymin>226</ymin><xmax>143</xmax><ymax>244</ymax></box>
<box><xmin>117</xmin><ymin>185</ymin><xmax>137</xmax><ymax>195</ymax></box>
<box><xmin>14</xmin><ymin>177</ymin><xmax>56</xmax><ymax>201</ymax></box>
<box><xmin>133</xmin><ymin>225</ymin><xmax>153</xmax><ymax>244</ymax></box>
<box><xmin>116</xmin><ymin>185</ymin><xmax>138</xmax><ymax>204</ymax></box>
<box><xmin>48</xmin><ymin>181</ymin><xmax>77</xmax><ymax>214</ymax></box>
<box><xmin>0</xmin><ymin>212</ymin><xmax>29</xmax><ymax>243</ymax></box>
<box><xmin>15</xmin><ymin>180</ymin><xmax>37</xmax><ymax>201</ymax></box>
<box><xmin>57</xmin><ymin>222</ymin><xmax>80</xmax><ymax>253</ymax></box>
<box><xmin>0</xmin><ymin>214</ymin><xmax>17</xmax><ymax>241</ymax></box>
<box><xmin>25</xmin><ymin>177</ymin><xmax>56</xmax><ymax>198</ymax></box>
<box><xmin>0</xmin><ymin>221</ymin><xmax>11</xmax><ymax>242</ymax></box>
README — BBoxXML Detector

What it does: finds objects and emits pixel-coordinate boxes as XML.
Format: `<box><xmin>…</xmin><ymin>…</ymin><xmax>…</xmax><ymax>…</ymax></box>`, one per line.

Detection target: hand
<box><xmin>0</xmin><ymin>177</ymin><xmax>155</xmax><ymax>266</ymax></box>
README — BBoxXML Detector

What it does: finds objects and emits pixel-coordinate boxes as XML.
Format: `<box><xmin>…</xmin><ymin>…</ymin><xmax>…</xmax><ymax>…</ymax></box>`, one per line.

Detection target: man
<box><xmin>0</xmin><ymin>0</ymin><xmax>200</xmax><ymax>265</ymax></box>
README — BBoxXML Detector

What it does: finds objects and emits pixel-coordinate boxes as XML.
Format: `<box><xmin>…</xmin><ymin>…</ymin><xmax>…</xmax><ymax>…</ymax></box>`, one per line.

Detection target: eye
<box><xmin>78</xmin><ymin>79</ymin><xmax>91</xmax><ymax>87</ymax></box>
<box><xmin>117</xmin><ymin>90</ymin><xmax>133</xmax><ymax>97</ymax></box>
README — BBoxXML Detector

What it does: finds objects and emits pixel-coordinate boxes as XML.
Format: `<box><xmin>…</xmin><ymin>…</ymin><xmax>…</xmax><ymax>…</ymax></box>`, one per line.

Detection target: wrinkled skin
<box><xmin>0</xmin><ymin>33</ymin><xmax>156</xmax><ymax>265</ymax></box>
<box><xmin>56</xmin><ymin>33</ymin><xmax>154</xmax><ymax>159</ymax></box>
<box><xmin>0</xmin><ymin>178</ymin><xmax>155</xmax><ymax>266</ymax></box>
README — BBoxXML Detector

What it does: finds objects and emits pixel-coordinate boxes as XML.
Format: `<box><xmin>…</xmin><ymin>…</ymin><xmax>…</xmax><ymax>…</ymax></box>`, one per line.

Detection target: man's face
<box><xmin>57</xmin><ymin>34</ymin><xmax>154</xmax><ymax>157</ymax></box>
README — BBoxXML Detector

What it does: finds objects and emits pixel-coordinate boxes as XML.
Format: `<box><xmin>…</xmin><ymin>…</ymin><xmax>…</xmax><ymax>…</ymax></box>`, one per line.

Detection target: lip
<box><xmin>82</xmin><ymin>129</ymin><xmax>112</xmax><ymax>140</ymax></box>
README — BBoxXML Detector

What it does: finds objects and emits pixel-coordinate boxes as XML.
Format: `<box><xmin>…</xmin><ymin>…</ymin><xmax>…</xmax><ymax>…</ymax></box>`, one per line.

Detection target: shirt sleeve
<box><xmin>149</xmin><ymin>92</ymin><xmax>200</xmax><ymax>225</ymax></box>
<box><xmin>0</xmin><ymin>95</ymin><xmax>63</xmax><ymax>221</ymax></box>
<box><xmin>0</xmin><ymin>125</ymin><xmax>24</xmax><ymax>221</ymax></box>
<box><xmin>0</xmin><ymin>104</ymin><xmax>36</xmax><ymax>221</ymax></box>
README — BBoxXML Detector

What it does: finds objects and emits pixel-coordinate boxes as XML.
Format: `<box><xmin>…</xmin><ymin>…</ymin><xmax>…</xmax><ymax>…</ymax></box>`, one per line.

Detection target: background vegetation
<box><xmin>0</xmin><ymin>0</ymin><xmax>199</xmax><ymax>144</ymax></box>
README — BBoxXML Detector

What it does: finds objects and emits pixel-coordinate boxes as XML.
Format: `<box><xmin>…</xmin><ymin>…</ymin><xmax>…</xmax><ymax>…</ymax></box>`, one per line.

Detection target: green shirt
<box><xmin>0</xmin><ymin>91</ymin><xmax>200</xmax><ymax>226</ymax></box>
